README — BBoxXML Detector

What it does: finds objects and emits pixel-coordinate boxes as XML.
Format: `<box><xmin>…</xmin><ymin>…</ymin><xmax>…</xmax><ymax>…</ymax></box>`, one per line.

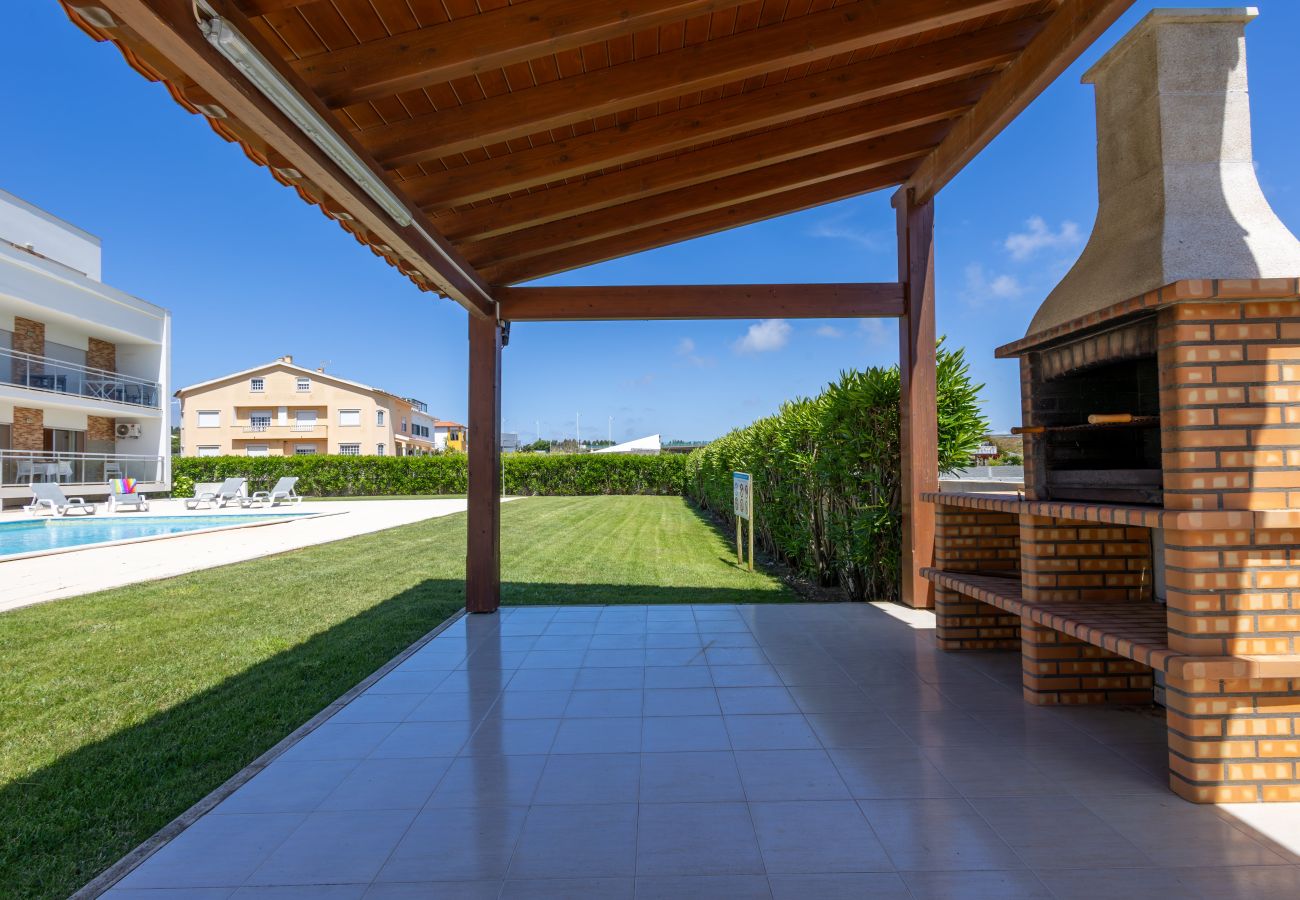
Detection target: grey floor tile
<box><xmin>724</xmin><ymin>715</ymin><xmax>821</xmax><ymax>751</ymax></box>
<box><xmin>553</xmin><ymin>717</ymin><xmax>642</xmax><ymax>754</ymax></box>
<box><xmin>564</xmin><ymin>689</ymin><xmax>643</xmax><ymax>717</ymax></box>
<box><xmin>640</xmin><ymin>751</ymin><xmax>745</xmax><ymax>803</ymax></box>
<box><xmin>585</xmin><ymin>649</ymin><xmax>648</xmax><ymax>668</ymax></box>
<box><xmin>828</xmin><ymin>747</ymin><xmax>959</xmax><ymax>799</ymax></box>
<box><xmin>492</xmin><ymin>690</ymin><xmax>571</xmax><ymax>719</ymax></box>
<box><xmin>331</xmin><ymin>693</ymin><xmax>428</xmax><ymax>724</ymax></box>
<box><xmin>116</xmin><ymin>813</ymin><xmax>306</xmax><ymax>889</ymax></box>
<box><xmin>903</xmin><ymin>870</ymin><xmax>1053</xmax><ymax>899</ymax></box>
<box><xmin>377</xmin><ymin>806</ymin><xmax>527</xmax><ymax>882</ymax></box>
<box><xmin>635</xmin><ymin>874</ymin><xmax>772</xmax><ymax>899</ymax></box>
<box><xmin>213</xmin><ymin>759</ymin><xmax>359</xmax><ymax>815</ymax></box>
<box><xmin>858</xmin><ymin>798</ymin><xmax>1024</xmax><ymax>872</ymax></box>
<box><xmin>509</xmin><ymin>803</ymin><xmax>639</xmax><ymax>878</ymax></box>
<box><xmin>505</xmin><ymin>668</ymin><xmax>579</xmax><ymax>692</ymax></box>
<box><xmin>636</xmin><ymin>802</ymin><xmax>764</xmax><ymax>876</ymax></box>
<box><xmin>1175</xmin><ymin>865</ymin><xmax>1300</xmax><ymax>899</ymax></box>
<box><xmin>735</xmin><ymin>750</ymin><xmax>851</xmax><ymax>801</ymax></box>
<box><xmin>574</xmin><ymin>667</ymin><xmax>644</xmax><ymax>690</ymax></box>
<box><xmin>643</xmin><ymin>688</ymin><xmax>721</xmax><ymax>717</ymax></box>
<box><xmin>704</xmin><ymin>648</ymin><xmax>768</xmax><ymax>666</ymax></box>
<box><xmin>363</xmin><ymin>884</ymin><xmax>501</xmax><ymax>900</ymax></box>
<box><xmin>370</xmin><ymin>722</ymin><xmax>472</xmax><ymax>758</ymax></box>
<box><xmin>317</xmin><ymin>756</ymin><xmax>452</xmax><ymax>811</ymax></box>
<box><xmin>426</xmin><ymin>755</ymin><xmax>547</xmax><ymax>807</ymax></box>
<box><xmin>922</xmin><ymin>745</ymin><xmax>1070</xmax><ymax>799</ymax></box>
<box><xmin>406</xmin><ymin>693</ymin><xmax>498</xmax><ymax>723</ymax></box>
<box><xmin>642</xmin><ymin>715</ymin><xmax>732</xmax><ymax>752</ymax></box>
<box><xmin>367</xmin><ymin>670</ymin><xmax>450</xmax><ymax>694</ymax></box>
<box><xmin>533</xmin><ymin>753</ymin><xmax>641</xmax><ymax>805</ymax></box>
<box><xmin>501</xmin><ymin>878</ymin><xmax>634</xmax><ymax>899</ymax></box>
<box><xmin>768</xmin><ymin>873</ymin><xmax>911</xmax><ymax>899</ymax></box>
<box><xmin>787</xmin><ymin>685</ymin><xmax>874</xmax><ymax>714</ymax></box>
<box><xmin>969</xmin><ymin>796</ymin><xmax>1151</xmax><ymax>869</ymax></box>
<box><xmin>710</xmin><ymin>665</ymin><xmax>783</xmax><ymax>687</ymax></box>
<box><xmin>717</xmin><ymin>687</ymin><xmax>799</xmax><ymax>715</ymax></box>
<box><xmin>1034</xmin><ymin>867</ymin><xmax>1189</xmax><ymax>900</ymax></box>
<box><xmin>231</xmin><ymin>886</ymin><xmax>367</xmax><ymax>899</ymax></box>
<box><xmin>461</xmin><ymin>717</ymin><xmax>560</xmax><ymax>756</ymax></box>
<box><xmin>750</xmin><ymin>800</ymin><xmax>892</xmax><ymax>873</ymax></box>
<box><xmin>279</xmin><ymin>723</ymin><xmax>396</xmax><ymax>761</ymax></box>
<box><xmin>644</xmin><ymin>666</ymin><xmax>713</xmax><ymax>688</ymax></box>
<box><xmin>105</xmin><ymin>891</ymin><xmax>233</xmax><ymax>900</ymax></box>
<box><xmin>645</xmin><ymin>648</ymin><xmax>709</xmax><ymax>667</ymax></box>
<box><xmin>247</xmin><ymin>809</ymin><xmax>417</xmax><ymax>886</ymax></box>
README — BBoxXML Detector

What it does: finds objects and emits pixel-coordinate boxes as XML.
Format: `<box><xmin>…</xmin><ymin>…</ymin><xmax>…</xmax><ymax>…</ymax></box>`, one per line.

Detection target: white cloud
<box><xmin>962</xmin><ymin>263</ymin><xmax>1023</xmax><ymax>307</ymax></box>
<box><xmin>1004</xmin><ymin>216</ymin><xmax>1082</xmax><ymax>261</ymax></box>
<box><xmin>815</xmin><ymin>325</ymin><xmax>844</xmax><ymax>338</ymax></box>
<box><xmin>675</xmin><ymin>336</ymin><xmax>714</xmax><ymax>367</ymax></box>
<box><xmin>807</xmin><ymin>211</ymin><xmax>888</xmax><ymax>251</ymax></box>
<box><xmin>858</xmin><ymin>319</ymin><xmax>891</xmax><ymax>348</ymax></box>
<box><xmin>676</xmin><ymin>337</ymin><xmax>695</xmax><ymax>356</ymax></box>
<box><xmin>734</xmin><ymin>319</ymin><xmax>792</xmax><ymax>354</ymax></box>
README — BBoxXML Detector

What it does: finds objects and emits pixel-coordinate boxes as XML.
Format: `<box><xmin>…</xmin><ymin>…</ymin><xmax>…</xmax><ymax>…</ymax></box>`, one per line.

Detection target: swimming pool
<box><xmin>0</xmin><ymin>514</ymin><xmax>310</xmax><ymax>559</ymax></box>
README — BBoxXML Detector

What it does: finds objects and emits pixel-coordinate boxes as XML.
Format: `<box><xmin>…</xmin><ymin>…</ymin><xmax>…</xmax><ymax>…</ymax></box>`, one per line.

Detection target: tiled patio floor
<box><xmin>103</xmin><ymin>603</ymin><xmax>1300</xmax><ymax>899</ymax></box>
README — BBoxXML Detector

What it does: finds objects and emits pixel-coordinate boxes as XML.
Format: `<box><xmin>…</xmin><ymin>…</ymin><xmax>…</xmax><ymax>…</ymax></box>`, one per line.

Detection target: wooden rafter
<box><xmin>908</xmin><ymin>0</ymin><xmax>1135</xmax><ymax>203</ymax></box>
<box><xmin>485</xmin><ymin>160</ymin><xmax>918</xmax><ymax>285</ymax></box>
<box><xmin>88</xmin><ymin>0</ymin><xmax>496</xmax><ymax>317</ymax></box>
<box><xmin>400</xmin><ymin>15</ymin><xmax>1043</xmax><ymax>212</ymax></box>
<box><xmin>497</xmin><ymin>284</ymin><xmax>905</xmax><ymax>321</ymax></box>
<box><xmin>466</xmin><ymin>123</ymin><xmax>948</xmax><ymax>269</ymax></box>
<box><xmin>295</xmin><ymin>0</ymin><xmax>753</xmax><ymax>109</ymax></box>
<box><xmin>438</xmin><ymin>77</ymin><xmax>991</xmax><ymax>244</ymax></box>
<box><xmin>362</xmin><ymin>0</ymin><xmax>1036</xmax><ymax>169</ymax></box>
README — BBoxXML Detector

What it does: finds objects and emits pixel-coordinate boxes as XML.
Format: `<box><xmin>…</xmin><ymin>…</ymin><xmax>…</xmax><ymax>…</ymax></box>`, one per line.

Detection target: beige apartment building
<box><xmin>175</xmin><ymin>356</ymin><xmax>437</xmax><ymax>457</ymax></box>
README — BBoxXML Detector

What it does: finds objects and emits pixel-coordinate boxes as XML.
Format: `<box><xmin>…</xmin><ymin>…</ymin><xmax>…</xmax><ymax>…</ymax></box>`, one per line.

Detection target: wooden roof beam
<box><xmin>497</xmin><ymin>284</ymin><xmax>905</xmax><ymax>321</ymax></box>
<box><xmin>438</xmin><ymin>76</ymin><xmax>991</xmax><ymax>244</ymax></box>
<box><xmin>296</xmin><ymin>0</ymin><xmax>755</xmax><ymax>109</ymax></box>
<box><xmin>364</xmin><ymin>0</ymin><xmax>1038</xmax><ymax>169</ymax></box>
<box><xmin>466</xmin><ymin>123</ymin><xmax>948</xmax><ymax>269</ymax></box>
<box><xmin>907</xmin><ymin>0</ymin><xmax>1136</xmax><ymax>203</ymax></box>
<box><xmin>401</xmin><ymin>14</ymin><xmax>1043</xmax><ymax>211</ymax></box>
<box><xmin>485</xmin><ymin>161</ymin><xmax>918</xmax><ymax>285</ymax></box>
<box><xmin>86</xmin><ymin>0</ymin><xmax>495</xmax><ymax>317</ymax></box>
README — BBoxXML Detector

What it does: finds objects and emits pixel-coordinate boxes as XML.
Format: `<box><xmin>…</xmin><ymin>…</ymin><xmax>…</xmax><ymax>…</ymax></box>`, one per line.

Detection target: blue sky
<box><xmin>3</xmin><ymin>2</ymin><xmax>1299</xmax><ymax>441</ymax></box>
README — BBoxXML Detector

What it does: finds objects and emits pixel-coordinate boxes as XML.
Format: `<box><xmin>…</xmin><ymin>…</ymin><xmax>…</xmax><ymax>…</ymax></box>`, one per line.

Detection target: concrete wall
<box><xmin>0</xmin><ymin>189</ymin><xmax>102</xmax><ymax>280</ymax></box>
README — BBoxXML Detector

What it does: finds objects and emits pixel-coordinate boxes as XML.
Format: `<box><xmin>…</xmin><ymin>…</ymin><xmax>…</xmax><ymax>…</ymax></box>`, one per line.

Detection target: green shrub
<box><xmin>685</xmin><ymin>343</ymin><xmax>987</xmax><ymax>602</ymax></box>
<box><xmin>172</xmin><ymin>452</ymin><xmax>686</xmax><ymax>498</ymax></box>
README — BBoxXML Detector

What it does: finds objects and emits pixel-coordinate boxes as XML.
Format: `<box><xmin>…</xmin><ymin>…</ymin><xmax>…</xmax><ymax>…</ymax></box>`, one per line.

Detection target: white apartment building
<box><xmin>0</xmin><ymin>189</ymin><xmax>171</xmax><ymax>505</ymax></box>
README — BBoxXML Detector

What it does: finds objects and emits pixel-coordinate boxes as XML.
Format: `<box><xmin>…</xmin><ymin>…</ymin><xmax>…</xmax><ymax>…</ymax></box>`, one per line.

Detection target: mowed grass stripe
<box><xmin>0</xmin><ymin>496</ymin><xmax>790</xmax><ymax>898</ymax></box>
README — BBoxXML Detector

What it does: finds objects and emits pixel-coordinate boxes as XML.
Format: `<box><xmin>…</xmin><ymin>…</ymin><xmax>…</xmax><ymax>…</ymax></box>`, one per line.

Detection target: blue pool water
<box><xmin>0</xmin><ymin>515</ymin><xmax>308</xmax><ymax>558</ymax></box>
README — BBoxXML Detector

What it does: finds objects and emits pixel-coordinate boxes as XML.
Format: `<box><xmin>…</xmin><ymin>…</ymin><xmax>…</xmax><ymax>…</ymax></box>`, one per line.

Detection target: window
<box><xmin>296</xmin><ymin>377</ymin><xmax>311</xmax><ymax>392</ymax></box>
<box><xmin>197</xmin><ymin>410</ymin><xmax>220</xmax><ymax>428</ymax></box>
<box><xmin>339</xmin><ymin>443</ymin><xmax>361</xmax><ymax>456</ymax></box>
<box><xmin>250</xmin><ymin>377</ymin><xmax>265</xmax><ymax>392</ymax></box>
<box><xmin>377</xmin><ymin>443</ymin><xmax>385</xmax><ymax>456</ymax></box>
<box><xmin>339</xmin><ymin>409</ymin><xmax>361</xmax><ymax>427</ymax></box>
<box><xmin>294</xmin><ymin>445</ymin><xmax>317</xmax><ymax>455</ymax></box>
<box><xmin>246</xmin><ymin>445</ymin><xmax>269</xmax><ymax>457</ymax></box>
<box><xmin>249</xmin><ymin>412</ymin><xmax>271</xmax><ymax>431</ymax></box>
<box><xmin>197</xmin><ymin>445</ymin><xmax>220</xmax><ymax>457</ymax></box>
<box><xmin>401</xmin><ymin>417</ymin><xmax>408</xmax><ymax>433</ymax></box>
<box><xmin>376</xmin><ymin>409</ymin><xmax>385</xmax><ymax>426</ymax></box>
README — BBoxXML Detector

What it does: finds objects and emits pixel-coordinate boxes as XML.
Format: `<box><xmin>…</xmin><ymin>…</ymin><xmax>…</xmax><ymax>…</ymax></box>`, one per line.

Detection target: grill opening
<box><xmin>1034</xmin><ymin>355</ymin><xmax>1163</xmax><ymax>505</ymax></box>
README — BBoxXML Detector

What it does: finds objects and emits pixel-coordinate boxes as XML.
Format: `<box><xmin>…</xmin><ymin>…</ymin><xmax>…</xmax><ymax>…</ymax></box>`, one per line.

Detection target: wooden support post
<box><xmin>894</xmin><ymin>188</ymin><xmax>938</xmax><ymax>609</ymax></box>
<box><xmin>466</xmin><ymin>314</ymin><xmax>502</xmax><ymax>613</ymax></box>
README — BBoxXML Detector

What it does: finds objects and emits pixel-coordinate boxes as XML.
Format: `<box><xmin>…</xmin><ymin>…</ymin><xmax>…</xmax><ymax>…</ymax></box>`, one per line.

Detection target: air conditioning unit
<box><xmin>116</xmin><ymin>423</ymin><xmax>142</xmax><ymax>439</ymax></box>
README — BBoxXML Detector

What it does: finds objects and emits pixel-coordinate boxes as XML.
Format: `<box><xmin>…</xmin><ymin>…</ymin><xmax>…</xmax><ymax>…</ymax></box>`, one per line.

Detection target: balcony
<box><xmin>238</xmin><ymin>423</ymin><xmax>328</xmax><ymax>436</ymax></box>
<box><xmin>1</xmin><ymin>347</ymin><xmax>161</xmax><ymax>409</ymax></box>
<box><xmin>0</xmin><ymin>450</ymin><xmax>165</xmax><ymax>487</ymax></box>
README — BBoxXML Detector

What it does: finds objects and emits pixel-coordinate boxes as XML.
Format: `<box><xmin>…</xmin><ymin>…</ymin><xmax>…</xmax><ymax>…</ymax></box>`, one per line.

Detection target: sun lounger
<box><xmin>107</xmin><ymin>478</ymin><xmax>149</xmax><ymax>513</ymax></box>
<box><xmin>243</xmin><ymin>476</ymin><xmax>302</xmax><ymax>508</ymax></box>
<box><xmin>25</xmin><ymin>483</ymin><xmax>96</xmax><ymax>516</ymax></box>
<box><xmin>185</xmin><ymin>477</ymin><xmax>246</xmax><ymax>510</ymax></box>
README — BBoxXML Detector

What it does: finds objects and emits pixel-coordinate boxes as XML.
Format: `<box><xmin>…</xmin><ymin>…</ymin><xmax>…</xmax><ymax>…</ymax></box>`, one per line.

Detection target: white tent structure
<box><xmin>593</xmin><ymin>434</ymin><xmax>662</xmax><ymax>455</ymax></box>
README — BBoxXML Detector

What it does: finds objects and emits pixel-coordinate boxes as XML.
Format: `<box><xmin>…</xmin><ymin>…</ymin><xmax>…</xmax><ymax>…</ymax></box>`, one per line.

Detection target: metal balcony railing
<box><xmin>239</xmin><ymin>423</ymin><xmax>326</xmax><ymax>434</ymax></box>
<box><xmin>1</xmin><ymin>347</ymin><xmax>161</xmax><ymax>409</ymax></box>
<box><xmin>0</xmin><ymin>451</ymin><xmax>165</xmax><ymax>487</ymax></box>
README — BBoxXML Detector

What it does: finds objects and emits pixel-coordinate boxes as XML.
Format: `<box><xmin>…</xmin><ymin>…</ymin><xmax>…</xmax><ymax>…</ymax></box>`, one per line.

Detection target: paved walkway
<box><xmin>102</xmin><ymin>603</ymin><xmax>1300</xmax><ymax>899</ymax></box>
<box><xmin>0</xmin><ymin>498</ymin><xmax>499</xmax><ymax>612</ymax></box>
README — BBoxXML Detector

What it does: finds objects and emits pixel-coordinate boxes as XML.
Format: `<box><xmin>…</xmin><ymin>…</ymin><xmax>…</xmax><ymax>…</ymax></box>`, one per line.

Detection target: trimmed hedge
<box><xmin>684</xmin><ymin>345</ymin><xmax>987</xmax><ymax>602</ymax></box>
<box><xmin>171</xmin><ymin>452</ymin><xmax>686</xmax><ymax>498</ymax></box>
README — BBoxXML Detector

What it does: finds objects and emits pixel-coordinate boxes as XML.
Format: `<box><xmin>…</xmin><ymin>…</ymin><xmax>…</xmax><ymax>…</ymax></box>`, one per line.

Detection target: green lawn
<box><xmin>0</xmin><ymin>496</ymin><xmax>790</xmax><ymax>898</ymax></box>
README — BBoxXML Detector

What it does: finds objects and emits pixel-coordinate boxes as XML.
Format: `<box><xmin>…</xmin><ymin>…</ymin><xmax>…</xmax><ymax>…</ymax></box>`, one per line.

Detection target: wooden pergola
<box><xmin>62</xmin><ymin>0</ymin><xmax>1133</xmax><ymax>611</ymax></box>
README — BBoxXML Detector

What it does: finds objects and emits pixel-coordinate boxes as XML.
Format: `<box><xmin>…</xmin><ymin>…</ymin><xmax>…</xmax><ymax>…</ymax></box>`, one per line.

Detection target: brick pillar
<box><xmin>11</xmin><ymin>316</ymin><xmax>44</xmax><ymax>383</ymax></box>
<box><xmin>12</xmin><ymin>407</ymin><xmax>43</xmax><ymax>451</ymax></box>
<box><xmin>87</xmin><ymin>337</ymin><xmax>116</xmax><ymax>372</ymax></box>
<box><xmin>934</xmin><ymin>506</ymin><xmax>1021</xmax><ymax>651</ymax></box>
<box><xmin>1158</xmin><ymin>292</ymin><xmax>1300</xmax><ymax>802</ymax></box>
<box><xmin>1019</xmin><ymin>515</ymin><xmax>1155</xmax><ymax>705</ymax></box>
<box><xmin>87</xmin><ymin>416</ymin><xmax>116</xmax><ymax>443</ymax></box>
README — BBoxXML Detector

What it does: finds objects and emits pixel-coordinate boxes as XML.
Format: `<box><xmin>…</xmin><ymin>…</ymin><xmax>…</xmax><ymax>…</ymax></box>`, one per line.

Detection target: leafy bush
<box><xmin>685</xmin><ymin>343</ymin><xmax>987</xmax><ymax>602</ymax></box>
<box><xmin>172</xmin><ymin>453</ymin><xmax>686</xmax><ymax>498</ymax></box>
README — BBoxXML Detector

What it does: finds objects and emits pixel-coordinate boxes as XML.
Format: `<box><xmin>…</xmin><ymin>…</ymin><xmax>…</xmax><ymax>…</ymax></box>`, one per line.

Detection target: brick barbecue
<box><xmin>924</xmin><ymin>10</ymin><xmax>1300</xmax><ymax>803</ymax></box>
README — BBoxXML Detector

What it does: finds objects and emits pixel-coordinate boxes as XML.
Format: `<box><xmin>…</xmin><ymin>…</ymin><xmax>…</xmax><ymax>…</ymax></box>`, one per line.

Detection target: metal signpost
<box><xmin>733</xmin><ymin>471</ymin><xmax>753</xmax><ymax>571</ymax></box>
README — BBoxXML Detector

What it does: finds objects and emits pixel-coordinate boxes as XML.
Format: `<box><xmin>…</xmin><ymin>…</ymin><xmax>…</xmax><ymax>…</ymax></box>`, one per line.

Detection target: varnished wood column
<box><xmin>894</xmin><ymin>189</ymin><xmax>938</xmax><ymax>609</ymax></box>
<box><xmin>466</xmin><ymin>314</ymin><xmax>502</xmax><ymax>613</ymax></box>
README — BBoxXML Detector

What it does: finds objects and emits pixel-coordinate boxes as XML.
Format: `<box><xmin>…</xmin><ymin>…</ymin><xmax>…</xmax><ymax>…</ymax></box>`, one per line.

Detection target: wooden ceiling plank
<box><xmin>470</xmin><ymin>124</ymin><xmax>946</xmax><ymax>268</ymax></box>
<box><xmin>235</xmin><ymin>0</ymin><xmax>318</xmax><ymax>16</ymax></box>
<box><xmin>485</xmin><ymin>160</ymin><xmax>918</xmax><ymax>285</ymax></box>
<box><xmin>296</xmin><ymin>0</ymin><xmax>753</xmax><ymax>108</ymax></box>
<box><xmin>439</xmin><ymin>75</ymin><xmax>991</xmax><ymax>243</ymax></box>
<box><xmin>364</xmin><ymin>0</ymin><xmax>1036</xmax><ymax>168</ymax></box>
<box><xmin>401</xmin><ymin>14</ymin><xmax>1043</xmax><ymax>210</ymax></box>
<box><xmin>95</xmin><ymin>0</ymin><xmax>495</xmax><ymax>316</ymax></box>
<box><xmin>496</xmin><ymin>282</ymin><xmax>906</xmax><ymax>320</ymax></box>
<box><xmin>907</xmin><ymin>0</ymin><xmax>1135</xmax><ymax>203</ymax></box>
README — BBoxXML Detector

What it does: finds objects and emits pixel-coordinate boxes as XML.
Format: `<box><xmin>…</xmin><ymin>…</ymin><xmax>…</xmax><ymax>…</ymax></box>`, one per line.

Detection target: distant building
<box><xmin>972</xmin><ymin>442</ymin><xmax>1000</xmax><ymax>461</ymax></box>
<box><xmin>0</xmin><ymin>189</ymin><xmax>171</xmax><ymax>504</ymax></box>
<box><xmin>501</xmin><ymin>432</ymin><xmax>519</xmax><ymax>453</ymax></box>
<box><xmin>433</xmin><ymin>420</ymin><xmax>466</xmax><ymax>452</ymax></box>
<box><xmin>174</xmin><ymin>356</ymin><xmax>436</xmax><ymax>457</ymax></box>
<box><xmin>593</xmin><ymin>434</ymin><xmax>662</xmax><ymax>455</ymax></box>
